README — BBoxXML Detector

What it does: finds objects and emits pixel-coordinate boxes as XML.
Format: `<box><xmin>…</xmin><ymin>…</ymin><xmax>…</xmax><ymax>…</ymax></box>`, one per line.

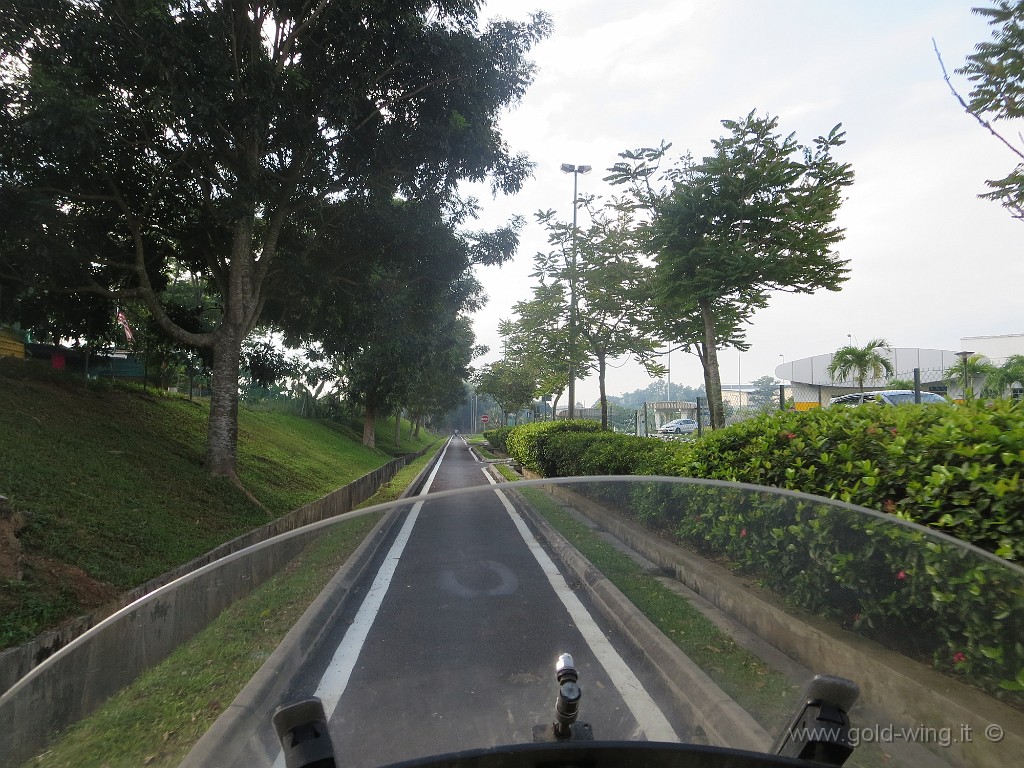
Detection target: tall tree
<box><xmin>948</xmin><ymin>1</ymin><xmax>1024</xmax><ymax>220</ymax></box>
<box><xmin>611</xmin><ymin>113</ymin><xmax>854</xmax><ymax>428</ymax></box>
<box><xmin>826</xmin><ymin>338</ymin><xmax>895</xmax><ymax>391</ymax></box>
<box><xmin>0</xmin><ymin>1</ymin><xmax>549</xmax><ymax>478</ymax></box>
<box><xmin>271</xmin><ymin>196</ymin><xmax>495</xmax><ymax>447</ymax></box>
<box><xmin>528</xmin><ymin>202</ymin><xmax>665</xmax><ymax>429</ymax></box>
<box><xmin>473</xmin><ymin>360</ymin><xmax>537</xmax><ymax>426</ymax></box>
<box><xmin>499</xmin><ymin>290</ymin><xmax>572</xmax><ymax>416</ymax></box>
<box><xmin>749</xmin><ymin>374</ymin><xmax>781</xmax><ymax>412</ymax></box>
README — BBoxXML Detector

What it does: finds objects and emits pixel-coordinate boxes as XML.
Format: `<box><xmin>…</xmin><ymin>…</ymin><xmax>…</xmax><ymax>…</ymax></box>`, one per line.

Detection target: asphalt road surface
<box><xmin>245</xmin><ymin>436</ymin><xmax>688</xmax><ymax>767</ymax></box>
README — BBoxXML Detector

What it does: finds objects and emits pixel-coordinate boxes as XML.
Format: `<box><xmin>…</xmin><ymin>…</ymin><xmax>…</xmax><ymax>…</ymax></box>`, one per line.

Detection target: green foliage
<box><xmin>0</xmin><ymin>361</ymin><xmax>433</xmax><ymax>648</ymax></box>
<box><xmin>503</xmin><ymin>420</ymin><xmax>602</xmax><ymax>473</ymax></box>
<box><xmin>611</xmin><ymin>113</ymin><xmax>854</xmax><ymax>429</ymax></box>
<box><xmin>958</xmin><ymin>1</ymin><xmax>1024</xmax><ymax>220</ymax></box>
<box><xmin>826</xmin><ymin>338</ymin><xmax>894</xmax><ymax>390</ymax></box>
<box><xmin>526</xmin><ymin>203</ymin><xmax>666</xmax><ymax>429</ymax></box>
<box><xmin>482</xmin><ymin>426</ymin><xmax>514</xmax><ymax>453</ymax></box>
<box><xmin>671</xmin><ymin>401</ymin><xmax>1024</xmax><ymax>561</ymax></box>
<box><xmin>533</xmin><ymin>431</ymin><xmax>681</xmax><ymax>478</ymax></box>
<box><xmin>0</xmin><ymin>1</ymin><xmax>549</xmax><ymax>474</ymax></box>
<box><xmin>618</xmin><ymin>482</ymin><xmax>1024</xmax><ymax>705</ymax></box>
<box><xmin>473</xmin><ymin>361</ymin><xmax>537</xmax><ymax>423</ymax></box>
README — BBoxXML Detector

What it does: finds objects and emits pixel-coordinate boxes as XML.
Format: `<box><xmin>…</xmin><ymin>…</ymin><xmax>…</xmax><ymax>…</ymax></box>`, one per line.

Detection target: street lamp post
<box><xmin>560</xmin><ymin>163</ymin><xmax>591</xmax><ymax>420</ymax></box>
<box><xmin>956</xmin><ymin>350</ymin><xmax>974</xmax><ymax>402</ymax></box>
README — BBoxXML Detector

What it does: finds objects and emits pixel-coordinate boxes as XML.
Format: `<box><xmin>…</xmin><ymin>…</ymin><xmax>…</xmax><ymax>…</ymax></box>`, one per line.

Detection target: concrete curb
<box><xmin>179</xmin><ymin>507</ymin><xmax>403</xmax><ymax>767</ymax></box>
<box><xmin>523</xmin><ymin>476</ymin><xmax>1024</xmax><ymax>768</ymax></box>
<box><xmin>489</xmin><ymin>468</ymin><xmax>771</xmax><ymax>752</ymax></box>
<box><xmin>180</xmin><ymin>441</ymin><xmax>447</xmax><ymax>766</ymax></box>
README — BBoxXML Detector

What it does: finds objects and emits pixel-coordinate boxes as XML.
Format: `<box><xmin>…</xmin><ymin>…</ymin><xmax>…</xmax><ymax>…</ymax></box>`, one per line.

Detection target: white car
<box><xmin>657</xmin><ymin>418</ymin><xmax>698</xmax><ymax>434</ymax></box>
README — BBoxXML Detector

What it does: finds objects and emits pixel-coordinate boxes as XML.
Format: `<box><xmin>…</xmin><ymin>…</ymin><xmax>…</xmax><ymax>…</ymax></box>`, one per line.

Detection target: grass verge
<box><xmin>20</xmin><ymin>444</ymin><xmax>443</xmax><ymax>767</ymax></box>
<box><xmin>517</xmin><ymin>486</ymin><xmax>796</xmax><ymax>732</ymax></box>
<box><xmin>505</xmin><ymin>478</ymin><xmax>900</xmax><ymax>767</ymax></box>
<box><xmin>0</xmin><ymin>359</ymin><xmax>433</xmax><ymax>649</ymax></box>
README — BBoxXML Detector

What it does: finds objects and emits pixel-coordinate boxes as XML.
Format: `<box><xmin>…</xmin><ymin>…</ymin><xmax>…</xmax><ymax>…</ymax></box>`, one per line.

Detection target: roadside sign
<box><xmin>481</xmin><ymin>414</ymin><xmax>490</xmax><ymax>423</ymax></box>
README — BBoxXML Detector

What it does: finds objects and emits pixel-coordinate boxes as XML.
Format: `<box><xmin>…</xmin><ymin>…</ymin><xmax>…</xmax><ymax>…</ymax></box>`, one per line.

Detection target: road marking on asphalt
<box><xmin>482</xmin><ymin>470</ymin><xmax>680</xmax><ymax>743</ymax></box>
<box><xmin>271</xmin><ymin>439</ymin><xmax>452</xmax><ymax>767</ymax></box>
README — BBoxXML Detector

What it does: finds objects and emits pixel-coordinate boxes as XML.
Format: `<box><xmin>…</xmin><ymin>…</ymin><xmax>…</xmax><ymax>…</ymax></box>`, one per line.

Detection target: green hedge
<box><xmin>501</xmin><ymin>403</ymin><xmax>1024</xmax><ymax>702</ymax></box>
<box><xmin>534</xmin><ymin>431</ymin><xmax>681</xmax><ymax>478</ymax></box>
<box><xmin>482</xmin><ymin>426</ymin><xmax>513</xmax><ymax>453</ymax></box>
<box><xmin>672</xmin><ymin>400</ymin><xmax>1024</xmax><ymax>561</ymax></box>
<box><xmin>508</xmin><ymin>401</ymin><xmax>1024</xmax><ymax>562</ymax></box>
<box><xmin>616</xmin><ymin>480</ymin><xmax>1024</xmax><ymax>705</ymax></box>
<box><xmin>504</xmin><ymin>420</ymin><xmax>601</xmax><ymax>473</ymax></box>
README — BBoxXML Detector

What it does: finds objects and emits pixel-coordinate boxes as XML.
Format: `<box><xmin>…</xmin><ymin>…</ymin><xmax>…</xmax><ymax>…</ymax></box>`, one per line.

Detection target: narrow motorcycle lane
<box><xmin>306</xmin><ymin>437</ymin><xmax>678</xmax><ymax>767</ymax></box>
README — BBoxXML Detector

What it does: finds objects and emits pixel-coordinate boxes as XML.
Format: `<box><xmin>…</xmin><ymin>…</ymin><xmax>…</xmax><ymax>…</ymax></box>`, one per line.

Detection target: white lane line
<box><xmin>272</xmin><ymin>439</ymin><xmax>451</xmax><ymax>767</ymax></box>
<box><xmin>482</xmin><ymin>470</ymin><xmax>679</xmax><ymax>742</ymax></box>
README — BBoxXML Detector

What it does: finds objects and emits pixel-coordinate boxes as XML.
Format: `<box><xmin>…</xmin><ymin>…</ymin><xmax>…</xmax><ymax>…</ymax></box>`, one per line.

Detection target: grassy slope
<box><xmin>0</xmin><ymin>359</ymin><xmax>435</xmax><ymax>649</ymax></box>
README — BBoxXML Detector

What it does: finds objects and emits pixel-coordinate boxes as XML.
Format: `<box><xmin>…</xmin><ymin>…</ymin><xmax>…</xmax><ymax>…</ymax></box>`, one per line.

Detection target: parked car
<box><xmin>657</xmin><ymin>418</ymin><xmax>698</xmax><ymax>434</ymax></box>
<box><xmin>826</xmin><ymin>389</ymin><xmax>947</xmax><ymax>407</ymax></box>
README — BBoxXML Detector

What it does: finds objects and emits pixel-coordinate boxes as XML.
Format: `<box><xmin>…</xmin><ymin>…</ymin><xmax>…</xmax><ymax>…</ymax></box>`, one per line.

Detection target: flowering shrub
<box><xmin>620</xmin><ymin>480</ymin><xmax>1024</xmax><ymax>705</ymax></box>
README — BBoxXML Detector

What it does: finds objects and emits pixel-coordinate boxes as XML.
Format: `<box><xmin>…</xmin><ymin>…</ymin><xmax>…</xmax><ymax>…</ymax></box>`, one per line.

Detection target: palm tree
<box><xmin>944</xmin><ymin>354</ymin><xmax>997</xmax><ymax>401</ymax></box>
<box><xmin>984</xmin><ymin>355</ymin><xmax>1024</xmax><ymax>399</ymax></box>
<box><xmin>826</xmin><ymin>338</ymin><xmax>894</xmax><ymax>391</ymax></box>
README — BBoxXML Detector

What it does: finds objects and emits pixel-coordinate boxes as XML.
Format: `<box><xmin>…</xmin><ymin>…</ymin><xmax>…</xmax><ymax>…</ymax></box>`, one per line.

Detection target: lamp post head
<box><xmin>560</xmin><ymin>163</ymin><xmax>592</xmax><ymax>175</ymax></box>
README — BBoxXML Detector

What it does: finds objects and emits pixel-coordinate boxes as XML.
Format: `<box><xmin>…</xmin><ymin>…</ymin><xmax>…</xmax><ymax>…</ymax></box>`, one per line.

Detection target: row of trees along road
<box><xmin>497</xmin><ymin>112</ymin><xmax>854</xmax><ymax>431</ymax></box>
<box><xmin>0</xmin><ymin>3</ymin><xmax>551</xmax><ymax>472</ymax></box>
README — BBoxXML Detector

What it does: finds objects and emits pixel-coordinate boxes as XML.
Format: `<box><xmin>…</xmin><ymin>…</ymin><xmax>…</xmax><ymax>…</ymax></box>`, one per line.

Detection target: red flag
<box><xmin>116</xmin><ymin>310</ymin><xmax>135</xmax><ymax>343</ymax></box>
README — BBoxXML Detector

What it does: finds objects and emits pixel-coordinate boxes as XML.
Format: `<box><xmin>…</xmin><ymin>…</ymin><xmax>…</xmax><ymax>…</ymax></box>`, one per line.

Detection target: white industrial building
<box><xmin>774</xmin><ymin>334</ymin><xmax>1024</xmax><ymax>410</ymax></box>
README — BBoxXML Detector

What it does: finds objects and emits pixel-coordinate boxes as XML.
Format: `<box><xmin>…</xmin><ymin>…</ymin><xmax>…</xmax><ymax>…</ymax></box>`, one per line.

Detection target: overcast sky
<box><xmin>461</xmin><ymin>0</ymin><xmax>1023</xmax><ymax>406</ymax></box>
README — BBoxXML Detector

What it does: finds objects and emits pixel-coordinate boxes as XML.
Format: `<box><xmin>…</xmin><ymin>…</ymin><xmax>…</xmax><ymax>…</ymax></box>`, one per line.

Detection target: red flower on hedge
<box><xmin>953</xmin><ymin>651</ymin><xmax>967</xmax><ymax>664</ymax></box>
<box><xmin>883</xmin><ymin>499</ymin><xmax>897</xmax><ymax>514</ymax></box>
<box><xmin>740</xmin><ymin>528</ymin><xmax>747</xmax><ymax>538</ymax></box>
<box><xmin>896</xmin><ymin>570</ymin><xmax>907</xmax><ymax>581</ymax></box>
<box><xmin>784</xmin><ymin>432</ymin><xmax>796</xmax><ymax>439</ymax></box>
<box><xmin>890</xmin><ymin>427</ymin><xmax>898</xmax><ymax>435</ymax></box>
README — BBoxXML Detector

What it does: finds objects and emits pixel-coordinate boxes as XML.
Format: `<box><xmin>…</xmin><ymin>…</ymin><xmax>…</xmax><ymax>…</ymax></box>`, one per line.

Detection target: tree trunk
<box><xmin>597</xmin><ymin>351</ymin><xmax>609</xmax><ymax>430</ymax></box>
<box><xmin>202</xmin><ymin>214</ymin><xmax>264</xmax><ymax>477</ymax></box>
<box><xmin>206</xmin><ymin>329</ymin><xmax>244</xmax><ymax>477</ymax></box>
<box><xmin>698</xmin><ymin>299</ymin><xmax>726</xmax><ymax>429</ymax></box>
<box><xmin>363</xmin><ymin>405</ymin><xmax>377</xmax><ymax>448</ymax></box>
<box><xmin>394</xmin><ymin>407</ymin><xmax>402</xmax><ymax>447</ymax></box>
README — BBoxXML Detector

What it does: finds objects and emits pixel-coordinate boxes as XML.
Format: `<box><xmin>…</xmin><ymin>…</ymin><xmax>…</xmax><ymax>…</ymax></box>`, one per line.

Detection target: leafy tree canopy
<box><xmin>610</xmin><ymin>112</ymin><xmax>854</xmax><ymax>428</ymax></box>
<box><xmin>955</xmin><ymin>1</ymin><xmax>1024</xmax><ymax>219</ymax></box>
<box><xmin>0</xmin><ymin>1</ymin><xmax>549</xmax><ymax>475</ymax></box>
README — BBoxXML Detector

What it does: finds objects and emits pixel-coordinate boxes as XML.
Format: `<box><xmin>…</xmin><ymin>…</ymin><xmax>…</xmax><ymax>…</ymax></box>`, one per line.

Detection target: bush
<box><xmin>671</xmin><ymin>400</ymin><xmax>1024</xmax><ymax>561</ymax></box>
<box><xmin>482</xmin><ymin>426</ymin><xmax>513</xmax><ymax>453</ymax></box>
<box><xmin>504</xmin><ymin>420</ymin><xmax>601</xmax><ymax>473</ymax></box>
<box><xmin>617</xmin><ymin>480</ymin><xmax>1024</xmax><ymax>704</ymax></box>
<box><xmin>537</xmin><ymin>431</ymin><xmax>681</xmax><ymax>478</ymax></box>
